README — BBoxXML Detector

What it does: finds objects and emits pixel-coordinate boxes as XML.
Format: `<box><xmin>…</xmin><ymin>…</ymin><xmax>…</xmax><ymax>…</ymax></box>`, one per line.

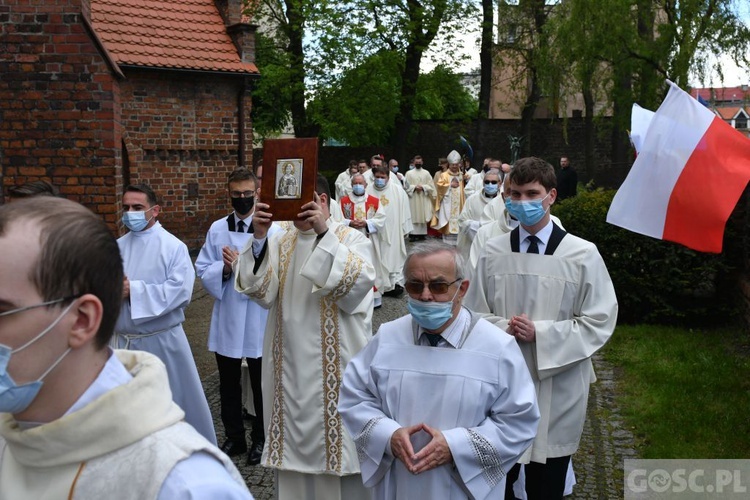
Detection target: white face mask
<box><xmin>0</xmin><ymin>299</ymin><xmax>76</xmax><ymax>414</ymax></box>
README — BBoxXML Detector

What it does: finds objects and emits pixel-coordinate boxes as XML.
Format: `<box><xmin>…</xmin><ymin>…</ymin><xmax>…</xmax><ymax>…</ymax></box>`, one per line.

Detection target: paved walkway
<box><xmin>193</xmin><ymin>286</ymin><xmax>637</xmax><ymax>499</ymax></box>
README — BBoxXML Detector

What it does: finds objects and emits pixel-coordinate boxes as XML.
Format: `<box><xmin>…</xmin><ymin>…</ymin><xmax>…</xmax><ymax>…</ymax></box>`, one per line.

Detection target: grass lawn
<box><xmin>602</xmin><ymin>324</ymin><xmax>750</xmax><ymax>459</ymax></box>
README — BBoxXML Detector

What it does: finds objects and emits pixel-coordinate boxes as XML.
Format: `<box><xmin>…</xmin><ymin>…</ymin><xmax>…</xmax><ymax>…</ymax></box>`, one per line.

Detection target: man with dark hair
<box><xmin>405</xmin><ymin>155</ymin><xmax>436</xmax><ymax>242</ymax></box>
<box><xmin>114</xmin><ymin>184</ymin><xmax>216</xmax><ymax>444</ymax></box>
<box><xmin>339</xmin><ymin>240</ymin><xmax>539</xmax><ymax>499</ymax></box>
<box><xmin>7</xmin><ymin>179</ymin><xmax>58</xmax><ymax>201</ymax></box>
<box><xmin>196</xmin><ymin>168</ymin><xmax>281</xmax><ymax>465</ymax></box>
<box><xmin>0</xmin><ymin>197</ymin><xmax>251</xmax><ymax>498</ymax></box>
<box><xmin>556</xmin><ymin>156</ymin><xmax>577</xmax><ymax>201</ymax></box>
<box><xmin>335</xmin><ymin>160</ymin><xmax>360</xmax><ymax>200</ymax></box>
<box><xmin>465</xmin><ymin>157</ymin><xmax>617</xmax><ymax>500</ymax></box>
<box><xmin>234</xmin><ymin>174</ymin><xmax>376</xmax><ymax>499</ymax></box>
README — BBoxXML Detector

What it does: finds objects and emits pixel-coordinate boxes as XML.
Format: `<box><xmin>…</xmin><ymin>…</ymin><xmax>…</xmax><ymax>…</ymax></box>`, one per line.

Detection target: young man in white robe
<box><xmin>456</xmin><ymin>168</ymin><xmax>501</xmax><ymax>260</ymax></box>
<box><xmin>0</xmin><ymin>197</ymin><xmax>251</xmax><ymax>499</ymax></box>
<box><xmin>114</xmin><ymin>184</ymin><xmax>216</xmax><ymax>444</ymax></box>
<box><xmin>367</xmin><ymin>166</ymin><xmax>413</xmax><ymax>297</ymax></box>
<box><xmin>339</xmin><ymin>240</ymin><xmax>540</xmax><ymax>500</ymax></box>
<box><xmin>432</xmin><ymin>150</ymin><xmax>466</xmax><ymax>245</ymax></box>
<box><xmin>465</xmin><ymin>157</ymin><xmax>618</xmax><ymax>500</ymax></box>
<box><xmin>234</xmin><ymin>175</ymin><xmax>376</xmax><ymax>500</ymax></box>
<box><xmin>195</xmin><ymin>168</ymin><xmax>282</xmax><ymax>465</ymax></box>
<box><xmin>404</xmin><ymin>155</ymin><xmax>436</xmax><ymax>241</ymax></box>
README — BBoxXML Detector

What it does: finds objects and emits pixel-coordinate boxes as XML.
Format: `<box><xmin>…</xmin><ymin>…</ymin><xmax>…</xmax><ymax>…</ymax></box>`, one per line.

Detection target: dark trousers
<box><xmin>505</xmin><ymin>455</ymin><xmax>571</xmax><ymax>500</ymax></box>
<box><xmin>215</xmin><ymin>353</ymin><xmax>264</xmax><ymax>445</ymax></box>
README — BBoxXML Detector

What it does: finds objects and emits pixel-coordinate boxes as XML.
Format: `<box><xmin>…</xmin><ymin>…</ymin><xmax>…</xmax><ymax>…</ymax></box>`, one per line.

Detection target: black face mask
<box><xmin>231</xmin><ymin>196</ymin><xmax>254</xmax><ymax>215</ymax></box>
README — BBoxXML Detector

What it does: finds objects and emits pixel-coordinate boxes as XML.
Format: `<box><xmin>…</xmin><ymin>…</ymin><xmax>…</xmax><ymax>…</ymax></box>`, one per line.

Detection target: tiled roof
<box><xmin>716</xmin><ymin>106</ymin><xmax>742</xmax><ymax>120</ymax></box>
<box><xmin>691</xmin><ymin>85</ymin><xmax>750</xmax><ymax>103</ymax></box>
<box><xmin>91</xmin><ymin>0</ymin><xmax>258</xmax><ymax>75</ymax></box>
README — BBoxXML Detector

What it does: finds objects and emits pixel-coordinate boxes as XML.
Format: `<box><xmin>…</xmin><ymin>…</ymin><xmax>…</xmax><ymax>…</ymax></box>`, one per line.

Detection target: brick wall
<box><xmin>119</xmin><ymin>71</ymin><xmax>252</xmax><ymax>250</ymax></box>
<box><xmin>0</xmin><ymin>0</ymin><xmax>120</xmax><ymax>219</ymax></box>
<box><xmin>1</xmin><ymin>0</ymin><xmax>253</xmax><ymax>250</ymax></box>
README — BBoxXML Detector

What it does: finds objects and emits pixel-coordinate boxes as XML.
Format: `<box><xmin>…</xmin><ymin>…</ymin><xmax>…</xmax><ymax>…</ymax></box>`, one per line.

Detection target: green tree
<box><xmin>413</xmin><ymin>65</ymin><xmax>478</xmax><ymax>120</ymax></box>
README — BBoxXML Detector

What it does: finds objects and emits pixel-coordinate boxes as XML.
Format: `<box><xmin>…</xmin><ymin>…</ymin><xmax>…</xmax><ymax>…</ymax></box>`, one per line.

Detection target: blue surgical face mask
<box><xmin>483</xmin><ymin>183</ymin><xmax>499</xmax><ymax>196</ymax></box>
<box><xmin>351</xmin><ymin>184</ymin><xmax>365</xmax><ymax>196</ymax></box>
<box><xmin>0</xmin><ymin>300</ymin><xmax>76</xmax><ymax>414</ymax></box>
<box><xmin>122</xmin><ymin>207</ymin><xmax>154</xmax><ymax>232</ymax></box>
<box><xmin>506</xmin><ymin>193</ymin><xmax>550</xmax><ymax>226</ymax></box>
<box><xmin>374</xmin><ymin>178</ymin><xmax>387</xmax><ymax>190</ymax></box>
<box><xmin>407</xmin><ymin>281</ymin><xmax>462</xmax><ymax>331</ymax></box>
<box><xmin>392</xmin><ymin>166</ymin><xmax>399</xmax><ymax>173</ymax></box>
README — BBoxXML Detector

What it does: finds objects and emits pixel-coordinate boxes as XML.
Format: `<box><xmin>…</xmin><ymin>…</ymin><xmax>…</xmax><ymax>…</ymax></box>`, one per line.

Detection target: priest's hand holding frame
<box><xmin>251</xmin><ymin>202</ymin><xmax>273</xmax><ymax>240</ymax></box>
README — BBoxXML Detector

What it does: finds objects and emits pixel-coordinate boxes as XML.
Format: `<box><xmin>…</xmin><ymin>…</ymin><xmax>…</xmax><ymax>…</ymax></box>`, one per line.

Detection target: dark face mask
<box><xmin>231</xmin><ymin>196</ymin><xmax>254</xmax><ymax>215</ymax></box>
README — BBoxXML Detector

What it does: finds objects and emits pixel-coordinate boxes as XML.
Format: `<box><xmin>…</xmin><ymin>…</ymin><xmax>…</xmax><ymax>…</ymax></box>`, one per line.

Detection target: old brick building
<box><xmin>0</xmin><ymin>0</ymin><xmax>258</xmax><ymax>249</ymax></box>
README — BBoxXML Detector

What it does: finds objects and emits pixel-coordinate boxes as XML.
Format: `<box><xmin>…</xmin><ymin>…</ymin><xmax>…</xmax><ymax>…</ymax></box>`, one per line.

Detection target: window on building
<box><xmin>735</xmin><ymin>113</ymin><xmax>748</xmax><ymax>130</ymax></box>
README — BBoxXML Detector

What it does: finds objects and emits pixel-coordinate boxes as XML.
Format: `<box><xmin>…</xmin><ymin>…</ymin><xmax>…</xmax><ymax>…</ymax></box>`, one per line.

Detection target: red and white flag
<box><xmin>607</xmin><ymin>80</ymin><xmax>750</xmax><ymax>253</ymax></box>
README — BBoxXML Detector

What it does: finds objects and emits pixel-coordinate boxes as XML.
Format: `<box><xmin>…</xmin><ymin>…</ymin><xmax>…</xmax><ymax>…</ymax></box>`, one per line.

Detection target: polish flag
<box><xmin>607</xmin><ymin>80</ymin><xmax>750</xmax><ymax>253</ymax></box>
<box><xmin>629</xmin><ymin>103</ymin><xmax>655</xmax><ymax>154</ymax></box>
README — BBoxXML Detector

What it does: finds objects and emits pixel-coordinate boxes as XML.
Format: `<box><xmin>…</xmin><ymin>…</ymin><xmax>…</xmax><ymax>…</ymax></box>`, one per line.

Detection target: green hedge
<box><xmin>552</xmin><ymin>189</ymin><xmax>737</xmax><ymax>325</ymax></box>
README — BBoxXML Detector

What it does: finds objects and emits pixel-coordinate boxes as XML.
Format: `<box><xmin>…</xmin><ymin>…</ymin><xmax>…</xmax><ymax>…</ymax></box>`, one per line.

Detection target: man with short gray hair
<box><xmin>339</xmin><ymin>240</ymin><xmax>539</xmax><ymax>499</ymax></box>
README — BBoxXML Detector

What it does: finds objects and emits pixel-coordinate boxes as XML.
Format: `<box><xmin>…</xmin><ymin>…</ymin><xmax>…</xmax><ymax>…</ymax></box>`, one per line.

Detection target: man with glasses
<box><xmin>404</xmin><ymin>155</ymin><xmax>436</xmax><ymax>242</ymax></box>
<box><xmin>114</xmin><ymin>184</ymin><xmax>216</xmax><ymax>444</ymax></box>
<box><xmin>457</xmin><ymin>168</ymin><xmax>502</xmax><ymax>260</ymax></box>
<box><xmin>339</xmin><ymin>240</ymin><xmax>539</xmax><ymax>499</ymax></box>
<box><xmin>0</xmin><ymin>197</ymin><xmax>251</xmax><ymax>498</ymax></box>
<box><xmin>196</xmin><ymin>168</ymin><xmax>281</xmax><ymax>465</ymax></box>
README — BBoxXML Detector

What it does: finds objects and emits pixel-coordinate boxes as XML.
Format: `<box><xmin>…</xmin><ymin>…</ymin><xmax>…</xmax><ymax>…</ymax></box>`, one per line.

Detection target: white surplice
<box><xmin>195</xmin><ymin>215</ymin><xmax>282</xmax><ymax>359</ymax></box>
<box><xmin>115</xmin><ymin>222</ymin><xmax>216</xmax><ymax>444</ymax></box>
<box><xmin>233</xmin><ymin>220</ymin><xmax>375</xmax><ymax>494</ymax></box>
<box><xmin>465</xmin><ymin>226</ymin><xmax>618</xmax><ymax>463</ymax></box>
<box><xmin>404</xmin><ymin>168</ymin><xmax>436</xmax><ymax>235</ymax></box>
<box><xmin>367</xmin><ymin>181</ymin><xmax>413</xmax><ymax>293</ymax></box>
<box><xmin>334</xmin><ymin>169</ymin><xmax>353</xmax><ymax>200</ymax></box>
<box><xmin>338</xmin><ymin>310</ymin><xmax>539</xmax><ymax>500</ymax></box>
<box><xmin>457</xmin><ymin>191</ymin><xmax>496</xmax><ymax>260</ymax></box>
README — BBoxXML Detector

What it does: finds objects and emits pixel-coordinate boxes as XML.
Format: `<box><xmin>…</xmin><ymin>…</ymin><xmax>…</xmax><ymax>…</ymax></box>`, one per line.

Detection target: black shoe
<box><xmin>247</xmin><ymin>441</ymin><xmax>264</xmax><ymax>466</ymax></box>
<box><xmin>382</xmin><ymin>284</ymin><xmax>404</xmax><ymax>298</ymax></box>
<box><xmin>242</xmin><ymin>408</ymin><xmax>252</xmax><ymax>421</ymax></box>
<box><xmin>220</xmin><ymin>439</ymin><xmax>247</xmax><ymax>457</ymax></box>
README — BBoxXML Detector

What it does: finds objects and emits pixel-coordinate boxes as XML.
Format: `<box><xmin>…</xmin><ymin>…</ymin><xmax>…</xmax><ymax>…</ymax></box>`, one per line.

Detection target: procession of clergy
<box><xmin>0</xmin><ymin>150</ymin><xmax>615</xmax><ymax>500</ymax></box>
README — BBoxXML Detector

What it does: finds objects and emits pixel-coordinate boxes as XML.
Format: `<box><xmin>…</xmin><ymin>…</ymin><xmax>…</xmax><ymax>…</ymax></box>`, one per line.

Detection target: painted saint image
<box><xmin>275</xmin><ymin>160</ymin><xmax>302</xmax><ymax>199</ymax></box>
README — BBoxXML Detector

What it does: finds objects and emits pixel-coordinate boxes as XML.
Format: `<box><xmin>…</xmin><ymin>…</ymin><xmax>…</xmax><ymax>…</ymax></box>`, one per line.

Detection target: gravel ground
<box><xmin>182</xmin><ymin>266</ymin><xmax>636</xmax><ymax>499</ymax></box>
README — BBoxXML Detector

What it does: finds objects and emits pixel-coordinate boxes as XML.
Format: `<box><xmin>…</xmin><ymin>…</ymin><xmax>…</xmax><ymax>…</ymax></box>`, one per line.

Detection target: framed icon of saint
<box><xmin>261</xmin><ymin>138</ymin><xmax>318</xmax><ymax>221</ymax></box>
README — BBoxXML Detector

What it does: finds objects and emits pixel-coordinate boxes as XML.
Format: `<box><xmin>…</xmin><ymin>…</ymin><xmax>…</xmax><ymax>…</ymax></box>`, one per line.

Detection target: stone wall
<box><xmin>313</xmin><ymin>117</ymin><xmax>632</xmax><ymax>189</ymax></box>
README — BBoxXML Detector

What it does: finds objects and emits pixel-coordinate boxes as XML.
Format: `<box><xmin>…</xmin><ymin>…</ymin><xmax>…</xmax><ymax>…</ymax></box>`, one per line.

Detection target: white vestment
<box><xmin>404</xmin><ymin>168</ymin><xmax>436</xmax><ymax>235</ymax></box>
<box><xmin>338</xmin><ymin>311</ymin><xmax>539</xmax><ymax>500</ymax></box>
<box><xmin>465</xmin><ymin>226</ymin><xmax>618</xmax><ymax>463</ymax></box>
<box><xmin>367</xmin><ymin>181</ymin><xmax>413</xmax><ymax>292</ymax></box>
<box><xmin>195</xmin><ymin>215</ymin><xmax>283</xmax><ymax>358</ymax></box>
<box><xmin>115</xmin><ymin>222</ymin><xmax>216</xmax><ymax>444</ymax></box>
<box><xmin>433</xmin><ymin>170</ymin><xmax>465</xmax><ymax>237</ymax></box>
<box><xmin>0</xmin><ymin>351</ymin><xmax>249</xmax><ymax>500</ymax></box>
<box><xmin>234</xmin><ymin>220</ymin><xmax>375</xmax><ymax>498</ymax></box>
<box><xmin>334</xmin><ymin>169</ymin><xmax>353</xmax><ymax>200</ymax></box>
<box><xmin>463</xmin><ymin>171</ymin><xmax>484</xmax><ymax>198</ymax></box>
<box><xmin>457</xmin><ymin>191</ymin><xmax>496</xmax><ymax>260</ymax></box>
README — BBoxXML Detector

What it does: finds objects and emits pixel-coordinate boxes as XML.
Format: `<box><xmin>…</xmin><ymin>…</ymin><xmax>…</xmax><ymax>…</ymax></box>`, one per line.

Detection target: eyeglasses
<box><xmin>0</xmin><ymin>296</ymin><xmax>80</xmax><ymax>318</ymax></box>
<box><xmin>404</xmin><ymin>278</ymin><xmax>462</xmax><ymax>295</ymax></box>
<box><xmin>484</xmin><ymin>180</ymin><xmax>499</xmax><ymax>185</ymax></box>
<box><xmin>230</xmin><ymin>190</ymin><xmax>255</xmax><ymax>198</ymax></box>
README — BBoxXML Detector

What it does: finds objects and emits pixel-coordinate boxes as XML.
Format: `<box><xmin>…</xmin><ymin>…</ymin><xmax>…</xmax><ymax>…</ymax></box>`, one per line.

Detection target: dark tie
<box><xmin>237</xmin><ymin>220</ymin><xmax>246</xmax><ymax>233</ymax></box>
<box><xmin>425</xmin><ymin>333</ymin><xmax>441</xmax><ymax>347</ymax></box>
<box><xmin>527</xmin><ymin>235</ymin><xmax>540</xmax><ymax>254</ymax></box>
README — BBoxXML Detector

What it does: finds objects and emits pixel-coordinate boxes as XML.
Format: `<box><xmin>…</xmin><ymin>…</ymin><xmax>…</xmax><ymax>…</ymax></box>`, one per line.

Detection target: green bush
<box><xmin>552</xmin><ymin>189</ymin><xmax>737</xmax><ymax>325</ymax></box>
